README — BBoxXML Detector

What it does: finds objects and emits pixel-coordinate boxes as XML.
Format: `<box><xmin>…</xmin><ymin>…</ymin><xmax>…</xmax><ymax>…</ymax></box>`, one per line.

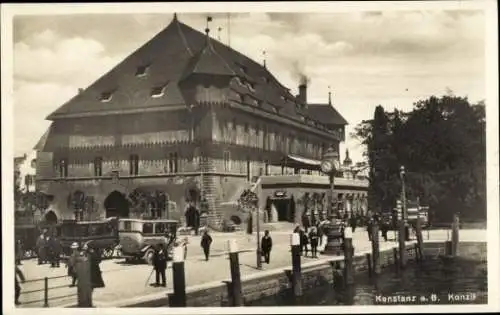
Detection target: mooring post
<box><xmin>228</xmin><ymin>240</ymin><xmax>242</xmax><ymax>306</ymax></box>
<box><xmin>398</xmin><ymin>220</ymin><xmax>407</xmax><ymax>269</ymax></box>
<box><xmin>451</xmin><ymin>213</ymin><xmax>460</xmax><ymax>257</ymax></box>
<box><xmin>43</xmin><ymin>277</ymin><xmax>49</xmax><ymax>307</ymax></box>
<box><xmin>77</xmin><ymin>254</ymin><xmax>92</xmax><ymax>307</ymax></box>
<box><xmin>393</xmin><ymin>247</ymin><xmax>399</xmax><ymax>271</ymax></box>
<box><xmin>371</xmin><ymin>223</ymin><xmax>381</xmax><ymax>275</ymax></box>
<box><xmin>415</xmin><ymin>218</ymin><xmax>424</xmax><ymax>261</ymax></box>
<box><xmin>343</xmin><ymin>226</ymin><xmax>354</xmax><ymax>285</ymax></box>
<box><xmin>290</xmin><ymin>232</ymin><xmax>302</xmax><ymax>303</ymax></box>
<box><xmin>171</xmin><ymin>246</ymin><xmax>186</xmax><ymax>307</ymax></box>
<box><xmin>366</xmin><ymin>253</ymin><xmax>372</xmax><ymax>277</ymax></box>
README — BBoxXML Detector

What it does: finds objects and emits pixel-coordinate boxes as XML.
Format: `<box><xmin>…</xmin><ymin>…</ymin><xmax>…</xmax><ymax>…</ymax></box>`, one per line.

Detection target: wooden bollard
<box><xmin>398</xmin><ymin>220</ymin><xmax>407</xmax><ymax>269</ymax></box>
<box><xmin>366</xmin><ymin>253</ymin><xmax>372</xmax><ymax>277</ymax></box>
<box><xmin>171</xmin><ymin>246</ymin><xmax>186</xmax><ymax>307</ymax></box>
<box><xmin>77</xmin><ymin>254</ymin><xmax>92</xmax><ymax>307</ymax></box>
<box><xmin>445</xmin><ymin>240</ymin><xmax>453</xmax><ymax>256</ymax></box>
<box><xmin>393</xmin><ymin>247</ymin><xmax>399</xmax><ymax>271</ymax></box>
<box><xmin>451</xmin><ymin>214</ymin><xmax>460</xmax><ymax>257</ymax></box>
<box><xmin>343</xmin><ymin>226</ymin><xmax>354</xmax><ymax>285</ymax></box>
<box><xmin>228</xmin><ymin>240</ymin><xmax>242</xmax><ymax>306</ymax></box>
<box><xmin>290</xmin><ymin>232</ymin><xmax>302</xmax><ymax>302</ymax></box>
<box><xmin>371</xmin><ymin>224</ymin><xmax>381</xmax><ymax>275</ymax></box>
<box><xmin>43</xmin><ymin>277</ymin><xmax>49</xmax><ymax>307</ymax></box>
<box><xmin>415</xmin><ymin>218</ymin><xmax>424</xmax><ymax>261</ymax></box>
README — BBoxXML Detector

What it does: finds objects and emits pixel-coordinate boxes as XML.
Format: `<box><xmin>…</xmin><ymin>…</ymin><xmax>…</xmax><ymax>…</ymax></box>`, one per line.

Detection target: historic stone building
<box><xmin>35</xmin><ymin>14</ymin><xmax>363</xmax><ymax>228</ymax></box>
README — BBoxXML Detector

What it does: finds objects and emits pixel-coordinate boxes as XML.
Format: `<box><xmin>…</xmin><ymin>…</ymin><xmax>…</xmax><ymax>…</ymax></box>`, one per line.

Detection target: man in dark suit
<box><xmin>152</xmin><ymin>243</ymin><xmax>167</xmax><ymax>287</ymax></box>
<box><xmin>261</xmin><ymin>230</ymin><xmax>273</xmax><ymax>264</ymax></box>
<box><xmin>200</xmin><ymin>231</ymin><xmax>213</xmax><ymax>261</ymax></box>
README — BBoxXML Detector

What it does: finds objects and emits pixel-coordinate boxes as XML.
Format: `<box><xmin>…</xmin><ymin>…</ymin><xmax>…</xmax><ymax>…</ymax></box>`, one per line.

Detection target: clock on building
<box><xmin>321</xmin><ymin>160</ymin><xmax>333</xmax><ymax>174</ymax></box>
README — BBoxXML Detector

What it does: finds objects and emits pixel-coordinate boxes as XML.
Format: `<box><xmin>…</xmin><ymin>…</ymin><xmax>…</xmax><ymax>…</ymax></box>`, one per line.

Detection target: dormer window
<box><xmin>100</xmin><ymin>91</ymin><xmax>113</xmax><ymax>102</ymax></box>
<box><xmin>237</xmin><ymin>93</ymin><xmax>244</xmax><ymax>103</ymax></box>
<box><xmin>248</xmin><ymin>82</ymin><xmax>256</xmax><ymax>92</ymax></box>
<box><xmin>151</xmin><ymin>84</ymin><xmax>167</xmax><ymax>98</ymax></box>
<box><xmin>240</xmin><ymin>65</ymin><xmax>248</xmax><ymax>75</ymax></box>
<box><xmin>136</xmin><ymin>65</ymin><xmax>149</xmax><ymax>77</ymax></box>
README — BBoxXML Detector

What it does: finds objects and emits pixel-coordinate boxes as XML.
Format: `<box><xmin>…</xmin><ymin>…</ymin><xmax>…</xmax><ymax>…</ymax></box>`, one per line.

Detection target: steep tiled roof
<box><xmin>47</xmin><ymin>15</ymin><xmax>347</xmax><ymax>131</ymax></box>
<box><xmin>181</xmin><ymin>36</ymin><xmax>235</xmax><ymax>79</ymax></box>
<box><xmin>307</xmin><ymin>103</ymin><xmax>348</xmax><ymax>126</ymax></box>
<box><xmin>33</xmin><ymin>125</ymin><xmax>53</xmax><ymax>151</ymax></box>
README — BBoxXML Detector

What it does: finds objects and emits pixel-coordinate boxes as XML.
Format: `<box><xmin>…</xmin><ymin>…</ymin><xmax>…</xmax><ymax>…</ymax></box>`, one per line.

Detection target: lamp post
<box><xmin>400</xmin><ymin>166</ymin><xmax>407</xmax><ymax>221</ymax></box>
<box><xmin>256</xmin><ymin>202</ymin><xmax>262</xmax><ymax>269</ymax></box>
<box><xmin>320</xmin><ymin>146</ymin><xmax>341</xmax><ymax>255</ymax></box>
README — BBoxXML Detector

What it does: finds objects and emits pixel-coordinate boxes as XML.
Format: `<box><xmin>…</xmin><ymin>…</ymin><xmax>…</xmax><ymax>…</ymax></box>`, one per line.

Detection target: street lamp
<box><xmin>320</xmin><ymin>146</ymin><xmax>340</xmax><ymax>218</ymax></box>
<box><xmin>399</xmin><ymin>166</ymin><xmax>407</xmax><ymax>221</ymax></box>
<box><xmin>256</xmin><ymin>201</ymin><xmax>262</xmax><ymax>270</ymax></box>
<box><xmin>320</xmin><ymin>146</ymin><xmax>341</xmax><ymax>255</ymax></box>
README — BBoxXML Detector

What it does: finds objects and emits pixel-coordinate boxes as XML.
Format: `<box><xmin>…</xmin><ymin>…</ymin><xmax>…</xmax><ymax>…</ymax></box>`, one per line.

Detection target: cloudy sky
<box><xmin>10</xmin><ymin>7</ymin><xmax>486</xmax><ymax>163</ymax></box>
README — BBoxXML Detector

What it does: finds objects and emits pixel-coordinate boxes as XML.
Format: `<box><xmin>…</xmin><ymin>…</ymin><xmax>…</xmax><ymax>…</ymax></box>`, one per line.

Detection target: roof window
<box><xmin>151</xmin><ymin>84</ymin><xmax>168</xmax><ymax>98</ymax></box>
<box><xmin>100</xmin><ymin>91</ymin><xmax>113</xmax><ymax>102</ymax></box>
<box><xmin>136</xmin><ymin>65</ymin><xmax>149</xmax><ymax>77</ymax></box>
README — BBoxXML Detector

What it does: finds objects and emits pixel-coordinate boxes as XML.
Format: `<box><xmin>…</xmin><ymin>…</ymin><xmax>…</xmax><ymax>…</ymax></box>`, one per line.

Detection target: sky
<box><xmin>11</xmin><ymin>9</ymin><xmax>486</xmax><ymax>163</ymax></box>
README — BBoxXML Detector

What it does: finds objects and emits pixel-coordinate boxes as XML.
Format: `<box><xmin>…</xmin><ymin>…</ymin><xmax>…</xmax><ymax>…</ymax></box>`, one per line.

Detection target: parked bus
<box><xmin>59</xmin><ymin>217</ymin><xmax>119</xmax><ymax>258</ymax></box>
<box><xmin>118</xmin><ymin>218</ymin><xmax>178</xmax><ymax>265</ymax></box>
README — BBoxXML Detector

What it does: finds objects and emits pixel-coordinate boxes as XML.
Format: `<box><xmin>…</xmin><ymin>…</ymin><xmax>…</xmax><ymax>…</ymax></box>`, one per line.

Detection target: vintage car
<box><xmin>59</xmin><ymin>217</ymin><xmax>119</xmax><ymax>258</ymax></box>
<box><xmin>118</xmin><ymin>218</ymin><xmax>178</xmax><ymax>265</ymax></box>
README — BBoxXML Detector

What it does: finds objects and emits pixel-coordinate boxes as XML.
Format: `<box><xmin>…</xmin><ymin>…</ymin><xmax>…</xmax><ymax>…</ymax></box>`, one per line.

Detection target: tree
<box><xmin>354</xmin><ymin>95</ymin><xmax>486</xmax><ymax>222</ymax></box>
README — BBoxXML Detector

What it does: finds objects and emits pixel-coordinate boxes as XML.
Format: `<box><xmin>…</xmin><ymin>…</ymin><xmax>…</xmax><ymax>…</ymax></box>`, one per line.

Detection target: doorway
<box><xmin>272</xmin><ymin>198</ymin><xmax>292</xmax><ymax>222</ymax></box>
<box><xmin>104</xmin><ymin>190</ymin><xmax>129</xmax><ymax>218</ymax></box>
<box><xmin>44</xmin><ymin>211</ymin><xmax>58</xmax><ymax>224</ymax></box>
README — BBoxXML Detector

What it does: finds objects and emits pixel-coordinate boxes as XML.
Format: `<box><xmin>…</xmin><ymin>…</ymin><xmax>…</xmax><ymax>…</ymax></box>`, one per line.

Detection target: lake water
<box><xmin>247</xmin><ymin>254</ymin><xmax>488</xmax><ymax>306</ymax></box>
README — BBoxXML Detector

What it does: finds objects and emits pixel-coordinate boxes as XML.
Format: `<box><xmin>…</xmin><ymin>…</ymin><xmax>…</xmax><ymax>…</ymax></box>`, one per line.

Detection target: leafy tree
<box><xmin>354</xmin><ymin>95</ymin><xmax>486</xmax><ymax>222</ymax></box>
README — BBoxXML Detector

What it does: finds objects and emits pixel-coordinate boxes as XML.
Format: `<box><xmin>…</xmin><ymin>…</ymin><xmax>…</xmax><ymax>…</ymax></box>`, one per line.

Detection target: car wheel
<box><xmin>102</xmin><ymin>248</ymin><xmax>114</xmax><ymax>259</ymax></box>
<box><xmin>144</xmin><ymin>249</ymin><xmax>155</xmax><ymax>265</ymax></box>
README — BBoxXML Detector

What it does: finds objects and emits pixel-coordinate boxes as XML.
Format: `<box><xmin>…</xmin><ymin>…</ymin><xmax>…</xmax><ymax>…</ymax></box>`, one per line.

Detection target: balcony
<box><xmin>259</xmin><ymin>174</ymin><xmax>368</xmax><ymax>188</ymax></box>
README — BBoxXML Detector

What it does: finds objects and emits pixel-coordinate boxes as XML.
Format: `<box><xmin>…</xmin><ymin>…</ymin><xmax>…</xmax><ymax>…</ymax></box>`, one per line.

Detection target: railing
<box><xmin>19</xmin><ymin>274</ymin><xmax>77</xmax><ymax>307</ymax></box>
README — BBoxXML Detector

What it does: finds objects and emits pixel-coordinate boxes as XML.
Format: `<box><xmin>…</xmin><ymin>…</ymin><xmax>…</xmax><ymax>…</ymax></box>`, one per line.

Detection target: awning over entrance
<box><xmin>282</xmin><ymin>154</ymin><xmax>321</xmax><ymax>171</ymax></box>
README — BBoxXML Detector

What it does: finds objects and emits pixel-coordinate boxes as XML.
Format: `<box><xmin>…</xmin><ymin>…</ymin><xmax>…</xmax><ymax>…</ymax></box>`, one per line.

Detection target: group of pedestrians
<box><xmin>35</xmin><ymin>229</ymin><xmax>62</xmax><ymax>267</ymax></box>
<box><xmin>294</xmin><ymin>224</ymin><xmax>323</xmax><ymax>258</ymax></box>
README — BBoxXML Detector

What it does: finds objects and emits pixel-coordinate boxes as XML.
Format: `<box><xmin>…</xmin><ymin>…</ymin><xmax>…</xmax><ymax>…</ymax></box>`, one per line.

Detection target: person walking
<box><xmin>152</xmin><ymin>243</ymin><xmax>167</xmax><ymax>287</ymax></box>
<box><xmin>15</xmin><ymin>264</ymin><xmax>26</xmax><ymax>305</ymax></box>
<box><xmin>36</xmin><ymin>232</ymin><xmax>47</xmax><ymax>265</ymax></box>
<box><xmin>309</xmin><ymin>227</ymin><xmax>319</xmax><ymax>258</ymax></box>
<box><xmin>349</xmin><ymin>215</ymin><xmax>358</xmax><ymax>233</ymax></box>
<box><xmin>85</xmin><ymin>244</ymin><xmax>105</xmax><ymax>289</ymax></box>
<box><xmin>50</xmin><ymin>234</ymin><xmax>62</xmax><ymax>268</ymax></box>
<box><xmin>66</xmin><ymin>242</ymin><xmax>79</xmax><ymax>287</ymax></box>
<box><xmin>367</xmin><ymin>217</ymin><xmax>374</xmax><ymax>242</ymax></box>
<box><xmin>300</xmin><ymin>228</ymin><xmax>309</xmax><ymax>257</ymax></box>
<box><xmin>200</xmin><ymin>231</ymin><xmax>213</xmax><ymax>261</ymax></box>
<box><xmin>16</xmin><ymin>239</ymin><xmax>23</xmax><ymax>265</ymax></box>
<box><xmin>182</xmin><ymin>237</ymin><xmax>189</xmax><ymax>261</ymax></box>
<box><xmin>261</xmin><ymin>230</ymin><xmax>273</xmax><ymax>264</ymax></box>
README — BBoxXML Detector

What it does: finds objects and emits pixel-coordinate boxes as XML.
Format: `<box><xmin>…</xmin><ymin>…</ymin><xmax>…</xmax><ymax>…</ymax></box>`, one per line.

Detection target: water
<box><xmin>247</xmin><ymin>255</ymin><xmax>488</xmax><ymax>306</ymax></box>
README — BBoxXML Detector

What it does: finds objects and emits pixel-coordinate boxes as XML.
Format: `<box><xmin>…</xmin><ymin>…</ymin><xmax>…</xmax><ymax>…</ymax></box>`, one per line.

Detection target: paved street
<box><xmin>16</xmin><ymin>228</ymin><xmax>486</xmax><ymax>308</ymax></box>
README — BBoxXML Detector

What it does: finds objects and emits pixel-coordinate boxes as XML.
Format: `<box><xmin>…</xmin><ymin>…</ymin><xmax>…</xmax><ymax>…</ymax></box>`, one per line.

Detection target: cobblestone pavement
<box><xmin>16</xmin><ymin>228</ymin><xmax>485</xmax><ymax>308</ymax></box>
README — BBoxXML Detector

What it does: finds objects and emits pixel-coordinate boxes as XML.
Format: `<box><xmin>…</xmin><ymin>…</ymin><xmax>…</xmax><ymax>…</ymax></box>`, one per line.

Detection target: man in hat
<box><xmin>152</xmin><ymin>243</ymin><xmax>167</xmax><ymax>287</ymax></box>
<box><xmin>66</xmin><ymin>242</ymin><xmax>79</xmax><ymax>287</ymax></box>
<box><xmin>36</xmin><ymin>231</ymin><xmax>47</xmax><ymax>265</ymax></box>
<box><xmin>261</xmin><ymin>230</ymin><xmax>273</xmax><ymax>264</ymax></box>
<box><xmin>15</xmin><ymin>264</ymin><xmax>25</xmax><ymax>305</ymax></box>
<box><xmin>200</xmin><ymin>230</ymin><xmax>213</xmax><ymax>261</ymax></box>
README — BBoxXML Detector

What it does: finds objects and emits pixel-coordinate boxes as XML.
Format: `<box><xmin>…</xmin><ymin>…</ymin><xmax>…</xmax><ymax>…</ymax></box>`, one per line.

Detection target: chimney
<box><xmin>298</xmin><ymin>83</ymin><xmax>307</xmax><ymax>104</ymax></box>
<box><xmin>78</xmin><ymin>88</ymin><xmax>84</xmax><ymax>94</ymax></box>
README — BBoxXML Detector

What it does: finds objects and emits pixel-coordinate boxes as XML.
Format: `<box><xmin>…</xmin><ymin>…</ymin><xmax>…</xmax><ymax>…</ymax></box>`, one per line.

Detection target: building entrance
<box><xmin>104</xmin><ymin>190</ymin><xmax>129</xmax><ymax>218</ymax></box>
